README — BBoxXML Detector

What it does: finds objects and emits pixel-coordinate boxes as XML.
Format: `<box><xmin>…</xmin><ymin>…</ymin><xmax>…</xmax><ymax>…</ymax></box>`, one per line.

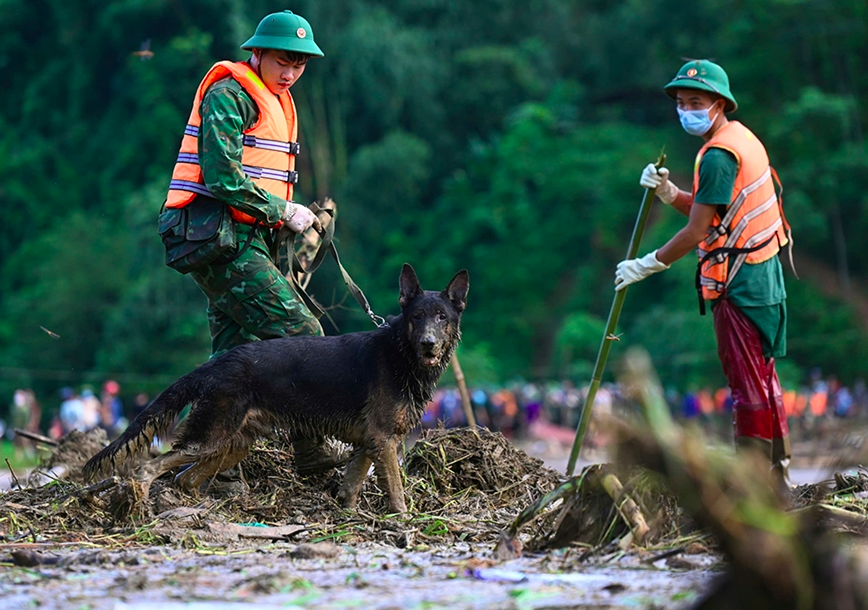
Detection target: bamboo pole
<box><xmin>565</xmin><ymin>151</ymin><xmax>666</xmax><ymax>476</ymax></box>
<box><xmin>599</xmin><ymin>470</ymin><xmax>649</xmax><ymax>544</ymax></box>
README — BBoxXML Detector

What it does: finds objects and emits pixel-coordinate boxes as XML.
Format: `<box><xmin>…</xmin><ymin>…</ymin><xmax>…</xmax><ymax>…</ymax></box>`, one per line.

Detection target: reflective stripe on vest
<box><xmin>175</xmin><ymin>151</ymin><xmax>298</xmax><ymax>183</ymax></box>
<box><xmin>692</xmin><ymin>121</ymin><xmax>789</xmax><ymax>302</ymax></box>
<box><xmin>165</xmin><ymin>61</ymin><xmax>299</xmax><ymax>227</ymax></box>
<box><xmin>182</xmin><ymin>124</ymin><xmax>301</xmax><ymax>155</ymax></box>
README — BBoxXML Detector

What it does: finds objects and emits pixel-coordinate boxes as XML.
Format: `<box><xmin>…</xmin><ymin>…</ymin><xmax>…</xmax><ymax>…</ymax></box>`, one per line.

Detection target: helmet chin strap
<box><xmin>249</xmin><ymin>49</ymin><xmax>261</xmax><ymax>74</ymax></box>
<box><xmin>710</xmin><ymin>100</ymin><xmax>724</xmax><ymax>123</ymax></box>
<box><xmin>703</xmin><ymin>100</ymin><xmax>727</xmax><ymax>138</ymax></box>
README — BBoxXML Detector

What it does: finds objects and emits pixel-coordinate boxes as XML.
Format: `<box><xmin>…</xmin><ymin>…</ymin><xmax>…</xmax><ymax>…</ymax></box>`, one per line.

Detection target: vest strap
<box><xmin>771</xmin><ymin>166</ymin><xmax>799</xmax><ymax>280</ymax></box>
<box><xmin>242</xmin><ymin>165</ymin><xmax>298</xmax><ymax>183</ymax></box>
<box><xmin>183</xmin><ymin>124</ymin><xmax>300</xmax><ymax>155</ymax></box>
<box><xmin>695</xmin><ymin>233</ymin><xmax>776</xmax><ymax>316</ymax></box>
<box><xmin>175</xmin><ymin>153</ymin><xmax>298</xmax><ymax>184</ymax></box>
<box><xmin>170</xmin><ymin>179</ymin><xmax>213</xmax><ymax>198</ymax></box>
<box><xmin>242</xmin><ymin>134</ymin><xmax>300</xmax><ymax>155</ymax></box>
<box><xmin>703</xmin><ymin>168</ymin><xmax>772</xmax><ymax>247</ymax></box>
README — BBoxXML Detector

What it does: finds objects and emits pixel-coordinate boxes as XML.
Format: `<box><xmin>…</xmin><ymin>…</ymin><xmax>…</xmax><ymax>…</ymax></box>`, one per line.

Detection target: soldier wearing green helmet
<box><xmin>161</xmin><ymin>10</ymin><xmax>347</xmax><ymax>489</ymax></box>
<box><xmin>663</xmin><ymin>59</ymin><xmax>738</xmax><ymax>113</ymax></box>
<box><xmin>242</xmin><ymin>9</ymin><xmax>324</xmax><ymax>57</ymax></box>
<box><xmin>614</xmin><ymin>59</ymin><xmax>793</xmax><ymax>491</ymax></box>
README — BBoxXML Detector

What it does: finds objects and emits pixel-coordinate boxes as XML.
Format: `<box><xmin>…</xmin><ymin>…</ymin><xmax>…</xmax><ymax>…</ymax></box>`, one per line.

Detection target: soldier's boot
<box><xmin>771</xmin><ymin>435</ymin><xmax>793</xmax><ymax>492</ymax></box>
<box><xmin>292</xmin><ymin>436</ymin><xmax>352</xmax><ymax>476</ymax></box>
<box><xmin>736</xmin><ymin>435</ymin><xmax>792</xmax><ymax>495</ymax></box>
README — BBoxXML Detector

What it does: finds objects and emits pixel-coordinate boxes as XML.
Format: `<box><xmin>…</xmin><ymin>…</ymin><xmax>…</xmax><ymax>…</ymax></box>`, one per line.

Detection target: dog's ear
<box><xmin>399</xmin><ymin>263</ymin><xmax>423</xmax><ymax>308</ymax></box>
<box><xmin>443</xmin><ymin>269</ymin><xmax>469</xmax><ymax>312</ymax></box>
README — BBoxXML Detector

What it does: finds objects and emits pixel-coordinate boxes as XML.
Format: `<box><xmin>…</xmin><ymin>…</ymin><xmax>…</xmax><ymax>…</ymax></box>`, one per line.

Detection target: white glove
<box><xmin>639</xmin><ymin>164</ymin><xmax>679</xmax><ymax>205</ymax></box>
<box><xmin>615</xmin><ymin>250</ymin><xmax>670</xmax><ymax>291</ymax></box>
<box><xmin>283</xmin><ymin>203</ymin><xmax>321</xmax><ymax>233</ymax></box>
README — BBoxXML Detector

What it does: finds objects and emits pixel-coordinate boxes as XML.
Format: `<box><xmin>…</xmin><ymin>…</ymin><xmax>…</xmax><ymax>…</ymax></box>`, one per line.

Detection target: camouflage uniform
<box><xmin>166</xmin><ymin>71</ymin><xmax>345</xmax><ymax>484</ymax></box>
<box><xmin>190</xmin><ymin>224</ymin><xmax>322</xmax><ymax>357</ymax></box>
<box><xmin>190</xmin><ymin>75</ymin><xmax>322</xmax><ymax>358</ymax></box>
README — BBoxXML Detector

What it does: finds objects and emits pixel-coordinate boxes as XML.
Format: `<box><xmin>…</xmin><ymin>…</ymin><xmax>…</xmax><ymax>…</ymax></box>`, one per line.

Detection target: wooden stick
<box><xmin>13</xmin><ymin>428</ymin><xmax>59</xmax><ymax>446</ymax></box>
<box><xmin>450</xmin><ymin>353</ymin><xmax>477</xmax><ymax>428</ymax></box>
<box><xmin>57</xmin><ymin>476</ymin><xmax>121</xmax><ymax>507</ymax></box>
<box><xmin>4</xmin><ymin>458</ymin><xmax>22</xmax><ymax>490</ymax></box>
<box><xmin>641</xmin><ymin>546</ymin><xmax>685</xmax><ymax>564</ymax></box>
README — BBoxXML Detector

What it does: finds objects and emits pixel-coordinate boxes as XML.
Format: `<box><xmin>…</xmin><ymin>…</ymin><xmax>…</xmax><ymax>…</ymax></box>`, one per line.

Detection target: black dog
<box><xmin>84</xmin><ymin>264</ymin><xmax>468</xmax><ymax>513</ymax></box>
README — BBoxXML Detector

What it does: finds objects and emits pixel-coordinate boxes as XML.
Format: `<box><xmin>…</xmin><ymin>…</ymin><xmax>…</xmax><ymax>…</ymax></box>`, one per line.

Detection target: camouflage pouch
<box><xmin>158</xmin><ymin>196</ymin><xmax>236</xmax><ymax>274</ymax></box>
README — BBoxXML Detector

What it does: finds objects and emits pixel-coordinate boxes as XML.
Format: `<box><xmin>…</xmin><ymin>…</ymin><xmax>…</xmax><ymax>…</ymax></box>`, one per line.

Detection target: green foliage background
<box><xmin>2</xmin><ymin>0</ymin><xmax>867</xmax><ymax>406</ymax></box>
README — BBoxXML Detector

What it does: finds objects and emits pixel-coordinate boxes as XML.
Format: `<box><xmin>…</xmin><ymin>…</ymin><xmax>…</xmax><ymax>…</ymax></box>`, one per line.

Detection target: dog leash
<box><xmin>270</xmin><ymin>204</ymin><xmax>386</xmax><ymax>328</ymax></box>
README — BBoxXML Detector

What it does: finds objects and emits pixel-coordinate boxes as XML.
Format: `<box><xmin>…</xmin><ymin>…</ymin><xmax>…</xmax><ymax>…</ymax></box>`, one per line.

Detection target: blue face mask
<box><xmin>677</xmin><ymin>106</ymin><xmax>720</xmax><ymax>136</ymax></box>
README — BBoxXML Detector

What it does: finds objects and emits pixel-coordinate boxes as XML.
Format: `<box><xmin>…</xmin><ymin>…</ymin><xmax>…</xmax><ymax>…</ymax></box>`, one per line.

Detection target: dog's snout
<box><xmin>420</xmin><ymin>335</ymin><xmax>437</xmax><ymax>349</ymax></box>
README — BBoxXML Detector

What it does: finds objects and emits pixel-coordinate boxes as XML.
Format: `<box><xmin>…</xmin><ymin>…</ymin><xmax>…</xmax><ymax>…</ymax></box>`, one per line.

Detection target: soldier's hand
<box><xmin>640</xmin><ymin>163</ymin><xmax>667</xmax><ymax>188</ymax></box>
<box><xmin>614</xmin><ymin>250</ymin><xmax>670</xmax><ymax>291</ymax></box>
<box><xmin>639</xmin><ymin>164</ymin><xmax>679</xmax><ymax>205</ymax></box>
<box><xmin>283</xmin><ymin>203</ymin><xmax>318</xmax><ymax>233</ymax></box>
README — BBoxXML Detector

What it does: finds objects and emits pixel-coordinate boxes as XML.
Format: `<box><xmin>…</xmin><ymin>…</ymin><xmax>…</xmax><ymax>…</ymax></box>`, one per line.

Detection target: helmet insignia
<box><xmin>686</xmin><ymin>68</ymin><xmax>698</xmax><ymax>77</ymax></box>
<box><xmin>297</xmin><ymin>27</ymin><xmax>306</xmax><ymax>38</ymax></box>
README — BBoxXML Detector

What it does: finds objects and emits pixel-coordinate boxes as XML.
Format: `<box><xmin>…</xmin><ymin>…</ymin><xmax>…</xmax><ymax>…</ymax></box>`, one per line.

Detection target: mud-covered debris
<box><xmin>500</xmin><ymin>462</ymin><xmax>687</xmax><ymax>555</ymax></box>
<box><xmin>493</xmin><ymin>532</ymin><xmax>522</xmax><ymax>561</ymax></box>
<box><xmin>404</xmin><ymin>427</ymin><xmax>563</xmax><ymax>499</ymax></box>
<box><xmin>25</xmin><ymin>428</ymin><xmax>108</xmax><ymax>486</ymax></box>
<box><xmin>11</xmin><ymin>550</ymin><xmax>59</xmax><ymax>567</ymax></box>
<box><xmin>289</xmin><ymin>541</ymin><xmax>341</xmax><ymax>559</ymax></box>
<box><xmin>107</xmin><ymin>478</ymin><xmax>148</xmax><ymax>521</ymax></box>
<box><xmin>154</xmin><ymin>506</ymin><xmax>209</xmax><ymax>523</ymax></box>
<box><xmin>8</xmin><ymin>547</ymin><xmax>167</xmax><ymax>568</ymax></box>
<box><xmin>207</xmin><ymin>522</ymin><xmax>305</xmax><ymax>542</ymax></box>
<box><xmin>1</xmin><ymin>429</ymin><xmax>567</xmax><ymax>547</ymax></box>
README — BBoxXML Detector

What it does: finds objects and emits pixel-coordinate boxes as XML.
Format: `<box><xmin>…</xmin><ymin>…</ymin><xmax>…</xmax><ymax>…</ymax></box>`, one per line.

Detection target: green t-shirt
<box><xmin>695</xmin><ymin>147</ymin><xmax>787</xmax><ymax>357</ymax></box>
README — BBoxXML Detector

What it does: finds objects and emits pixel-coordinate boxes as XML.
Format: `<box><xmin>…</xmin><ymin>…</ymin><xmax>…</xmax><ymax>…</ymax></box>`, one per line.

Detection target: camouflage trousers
<box><xmin>190</xmin><ymin>225</ymin><xmax>323</xmax><ymax>359</ymax></box>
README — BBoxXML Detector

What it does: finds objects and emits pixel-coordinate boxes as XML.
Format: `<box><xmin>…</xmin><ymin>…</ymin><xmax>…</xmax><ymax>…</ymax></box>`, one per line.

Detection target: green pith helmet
<box><xmin>663</xmin><ymin>60</ymin><xmax>737</xmax><ymax>112</ymax></box>
<box><xmin>241</xmin><ymin>10</ymin><xmax>324</xmax><ymax>57</ymax></box>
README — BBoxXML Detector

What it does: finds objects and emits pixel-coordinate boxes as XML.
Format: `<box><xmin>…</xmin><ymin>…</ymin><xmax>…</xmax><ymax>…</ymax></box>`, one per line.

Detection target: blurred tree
<box><xmin>1</xmin><ymin>0</ymin><xmax>868</xmax><ymax>403</ymax></box>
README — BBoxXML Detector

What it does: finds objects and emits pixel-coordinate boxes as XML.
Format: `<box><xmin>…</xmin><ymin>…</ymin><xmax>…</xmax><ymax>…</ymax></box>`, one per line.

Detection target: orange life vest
<box><xmin>693</xmin><ymin>121</ymin><xmax>790</xmax><ymax>307</ymax></box>
<box><xmin>165</xmin><ymin>61</ymin><xmax>299</xmax><ymax>226</ymax></box>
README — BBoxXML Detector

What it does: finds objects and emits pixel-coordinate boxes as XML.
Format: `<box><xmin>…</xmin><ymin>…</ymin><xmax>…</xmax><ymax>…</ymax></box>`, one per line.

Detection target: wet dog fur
<box><xmin>84</xmin><ymin>264</ymin><xmax>469</xmax><ymax>513</ymax></box>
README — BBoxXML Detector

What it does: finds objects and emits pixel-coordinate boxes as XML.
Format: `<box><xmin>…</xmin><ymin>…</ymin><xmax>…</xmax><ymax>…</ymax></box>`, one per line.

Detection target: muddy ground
<box><xmin>7</xmin><ymin>420</ymin><xmax>868</xmax><ymax>609</ymax></box>
<box><xmin>1</xmin><ymin>427</ymin><xmax>730</xmax><ymax>609</ymax></box>
<box><xmin>1</xmin><ymin>539</ymin><xmax>717</xmax><ymax>609</ymax></box>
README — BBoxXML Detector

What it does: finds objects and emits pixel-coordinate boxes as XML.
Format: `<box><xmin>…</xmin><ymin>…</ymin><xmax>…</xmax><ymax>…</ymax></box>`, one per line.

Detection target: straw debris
<box><xmin>1</xmin><ymin>427</ymin><xmax>564</xmax><ymax>548</ymax></box>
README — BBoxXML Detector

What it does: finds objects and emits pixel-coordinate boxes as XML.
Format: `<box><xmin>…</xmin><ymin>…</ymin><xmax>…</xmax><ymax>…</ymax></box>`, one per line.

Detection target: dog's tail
<box><xmin>83</xmin><ymin>372</ymin><xmax>199</xmax><ymax>481</ymax></box>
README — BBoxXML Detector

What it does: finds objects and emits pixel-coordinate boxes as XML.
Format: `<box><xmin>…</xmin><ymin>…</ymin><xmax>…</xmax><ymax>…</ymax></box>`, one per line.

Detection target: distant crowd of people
<box><xmin>424</xmin><ymin>368</ymin><xmax>868</xmax><ymax>443</ymax></box>
<box><xmin>669</xmin><ymin>369</ymin><xmax>868</xmax><ymax>436</ymax></box>
<box><xmin>2</xmin><ymin>381</ymin><xmax>151</xmax><ymax>460</ymax></box>
<box><xmin>4</xmin><ymin>368</ymin><xmax>866</xmax><ymax>458</ymax></box>
<box><xmin>422</xmin><ymin>381</ymin><xmax>616</xmax><ymax>439</ymax></box>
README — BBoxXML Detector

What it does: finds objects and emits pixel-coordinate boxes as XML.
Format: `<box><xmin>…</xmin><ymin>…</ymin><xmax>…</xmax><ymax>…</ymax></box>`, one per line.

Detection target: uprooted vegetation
<box><xmin>5</xmin><ymin>409</ymin><xmax>868</xmax><ymax>608</ymax></box>
<box><xmin>2</xmin><ymin>425</ymin><xmax>699</xmax><ymax>556</ymax></box>
<box><xmin>2</xmin><ymin>427</ymin><xmax>573</xmax><ymax>549</ymax></box>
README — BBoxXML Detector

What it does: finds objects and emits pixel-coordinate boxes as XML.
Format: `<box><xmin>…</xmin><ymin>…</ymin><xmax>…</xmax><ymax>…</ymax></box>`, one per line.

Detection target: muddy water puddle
<box><xmin>1</xmin><ymin>542</ymin><xmax>717</xmax><ymax>609</ymax></box>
